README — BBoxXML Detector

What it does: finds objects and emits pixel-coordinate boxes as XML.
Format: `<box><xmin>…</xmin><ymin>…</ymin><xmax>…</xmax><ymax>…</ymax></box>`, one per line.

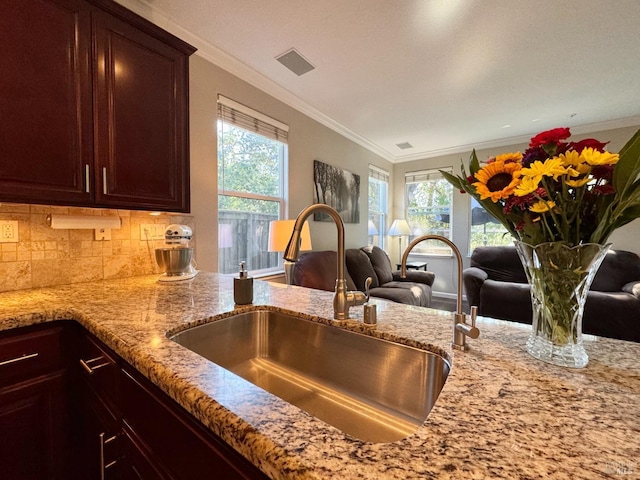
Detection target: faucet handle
<box><xmin>470</xmin><ymin>306</ymin><xmax>478</xmax><ymax>327</ymax></box>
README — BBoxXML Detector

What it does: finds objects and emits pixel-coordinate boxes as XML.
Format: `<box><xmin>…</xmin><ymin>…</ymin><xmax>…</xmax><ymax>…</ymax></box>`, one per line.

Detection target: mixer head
<box><xmin>165</xmin><ymin>224</ymin><xmax>193</xmax><ymax>245</ymax></box>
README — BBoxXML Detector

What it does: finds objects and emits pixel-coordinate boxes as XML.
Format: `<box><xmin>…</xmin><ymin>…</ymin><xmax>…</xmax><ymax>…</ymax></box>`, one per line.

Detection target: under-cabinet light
<box><xmin>47</xmin><ymin>214</ymin><xmax>121</xmax><ymax>230</ymax></box>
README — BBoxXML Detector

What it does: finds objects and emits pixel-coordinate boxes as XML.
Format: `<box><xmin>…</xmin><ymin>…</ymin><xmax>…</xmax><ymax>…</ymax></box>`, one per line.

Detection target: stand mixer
<box><xmin>154</xmin><ymin>224</ymin><xmax>198</xmax><ymax>282</ymax></box>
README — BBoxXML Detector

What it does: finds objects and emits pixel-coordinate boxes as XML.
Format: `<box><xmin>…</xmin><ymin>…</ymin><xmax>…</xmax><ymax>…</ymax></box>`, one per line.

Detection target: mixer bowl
<box><xmin>155</xmin><ymin>247</ymin><xmax>193</xmax><ymax>276</ymax></box>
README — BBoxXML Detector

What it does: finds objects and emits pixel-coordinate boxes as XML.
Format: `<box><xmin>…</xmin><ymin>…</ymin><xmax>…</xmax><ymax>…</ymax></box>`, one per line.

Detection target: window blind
<box><xmin>369</xmin><ymin>165</ymin><xmax>389</xmax><ymax>182</ymax></box>
<box><xmin>217</xmin><ymin>95</ymin><xmax>289</xmax><ymax>143</ymax></box>
<box><xmin>405</xmin><ymin>167</ymin><xmax>452</xmax><ymax>184</ymax></box>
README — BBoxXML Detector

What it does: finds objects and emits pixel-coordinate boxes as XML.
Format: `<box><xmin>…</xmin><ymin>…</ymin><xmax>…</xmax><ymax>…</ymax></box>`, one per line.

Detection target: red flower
<box><xmin>529</xmin><ymin>127</ymin><xmax>571</xmax><ymax>148</ymax></box>
<box><xmin>593</xmin><ymin>184</ymin><xmax>616</xmax><ymax>195</ymax></box>
<box><xmin>569</xmin><ymin>138</ymin><xmax>609</xmax><ymax>153</ymax></box>
<box><xmin>591</xmin><ymin>164</ymin><xmax>614</xmax><ymax>181</ymax></box>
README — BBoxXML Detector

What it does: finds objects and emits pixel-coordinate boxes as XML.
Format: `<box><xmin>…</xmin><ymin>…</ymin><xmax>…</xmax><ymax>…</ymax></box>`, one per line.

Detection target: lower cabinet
<box><xmin>0</xmin><ymin>323</ymin><xmax>270</xmax><ymax>479</ymax></box>
<box><xmin>0</xmin><ymin>323</ymin><xmax>71</xmax><ymax>480</ymax></box>
<box><xmin>0</xmin><ymin>372</ymin><xmax>68</xmax><ymax>480</ymax></box>
<box><xmin>119</xmin><ymin>366</ymin><xmax>268</xmax><ymax>480</ymax></box>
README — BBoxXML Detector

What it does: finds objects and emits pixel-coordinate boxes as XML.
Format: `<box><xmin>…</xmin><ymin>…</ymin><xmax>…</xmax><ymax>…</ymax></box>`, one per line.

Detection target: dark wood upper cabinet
<box><xmin>92</xmin><ymin>4</ymin><xmax>193</xmax><ymax>211</ymax></box>
<box><xmin>0</xmin><ymin>0</ymin><xmax>195</xmax><ymax>212</ymax></box>
<box><xmin>0</xmin><ymin>0</ymin><xmax>93</xmax><ymax>205</ymax></box>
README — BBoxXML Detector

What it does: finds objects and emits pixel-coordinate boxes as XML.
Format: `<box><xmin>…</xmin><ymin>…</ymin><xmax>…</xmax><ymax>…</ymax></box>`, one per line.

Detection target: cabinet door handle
<box><xmin>79</xmin><ymin>356</ymin><xmax>111</xmax><ymax>375</ymax></box>
<box><xmin>99</xmin><ymin>432</ymin><xmax>118</xmax><ymax>480</ymax></box>
<box><xmin>0</xmin><ymin>352</ymin><xmax>38</xmax><ymax>367</ymax></box>
<box><xmin>85</xmin><ymin>164</ymin><xmax>91</xmax><ymax>193</ymax></box>
<box><xmin>102</xmin><ymin>167</ymin><xmax>108</xmax><ymax>195</ymax></box>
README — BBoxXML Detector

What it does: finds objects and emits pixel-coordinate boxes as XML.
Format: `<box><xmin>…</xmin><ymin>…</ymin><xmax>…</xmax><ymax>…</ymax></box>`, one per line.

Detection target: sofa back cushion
<box><xmin>292</xmin><ymin>250</ymin><xmax>357</xmax><ymax>292</ymax></box>
<box><xmin>346</xmin><ymin>248</ymin><xmax>379</xmax><ymax>290</ymax></box>
<box><xmin>471</xmin><ymin>246</ymin><xmax>640</xmax><ymax>293</ymax></box>
<box><xmin>592</xmin><ymin>250</ymin><xmax>640</xmax><ymax>292</ymax></box>
<box><xmin>470</xmin><ymin>246</ymin><xmax>528</xmax><ymax>284</ymax></box>
<box><xmin>361</xmin><ymin>246</ymin><xmax>394</xmax><ymax>285</ymax></box>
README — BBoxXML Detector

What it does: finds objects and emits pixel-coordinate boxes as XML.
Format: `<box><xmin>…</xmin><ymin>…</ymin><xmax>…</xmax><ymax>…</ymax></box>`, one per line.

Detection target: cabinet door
<box><xmin>120</xmin><ymin>367</ymin><xmax>269</xmax><ymax>480</ymax></box>
<box><xmin>92</xmin><ymin>8</ymin><xmax>191</xmax><ymax>212</ymax></box>
<box><xmin>0</xmin><ymin>0</ymin><xmax>93</xmax><ymax>205</ymax></box>
<box><xmin>0</xmin><ymin>372</ymin><xmax>68</xmax><ymax>480</ymax></box>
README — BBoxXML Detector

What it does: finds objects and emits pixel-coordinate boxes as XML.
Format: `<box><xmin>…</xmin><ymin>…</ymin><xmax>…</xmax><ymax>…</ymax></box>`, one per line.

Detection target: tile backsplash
<box><xmin>0</xmin><ymin>203</ymin><xmax>194</xmax><ymax>292</ymax></box>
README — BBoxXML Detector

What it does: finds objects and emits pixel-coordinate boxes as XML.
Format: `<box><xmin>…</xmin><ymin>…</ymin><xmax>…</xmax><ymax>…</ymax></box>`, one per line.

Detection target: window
<box><xmin>217</xmin><ymin>96</ymin><xmax>288</xmax><ymax>274</ymax></box>
<box><xmin>469</xmin><ymin>197</ymin><xmax>512</xmax><ymax>251</ymax></box>
<box><xmin>368</xmin><ymin>165</ymin><xmax>389</xmax><ymax>249</ymax></box>
<box><xmin>405</xmin><ymin>168</ymin><xmax>453</xmax><ymax>255</ymax></box>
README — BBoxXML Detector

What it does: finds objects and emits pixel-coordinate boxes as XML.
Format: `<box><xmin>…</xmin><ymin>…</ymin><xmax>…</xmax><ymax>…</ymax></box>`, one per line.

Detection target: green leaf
<box><xmin>439</xmin><ymin>170</ymin><xmax>465</xmax><ymax>191</ymax></box>
<box><xmin>468</xmin><ymin>149</ymin><xmax>481</xmax><ymax>176</ymax></box>
<box><xmin>613</xmin><ymin>128</ymin><xmax>640</xmax><ymax>198</ymax></box>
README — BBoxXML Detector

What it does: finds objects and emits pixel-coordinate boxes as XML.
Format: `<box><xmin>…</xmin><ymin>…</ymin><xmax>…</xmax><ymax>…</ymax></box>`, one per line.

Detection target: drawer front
<box><xmin>76</xmin><ymin>331</ymin><xmax>118</xmax><ymax>409</ymax></box>
<box><xmin>0</xmin><ymin>324</ymin><xmax>65</xmax><ymax>388</ymax></box>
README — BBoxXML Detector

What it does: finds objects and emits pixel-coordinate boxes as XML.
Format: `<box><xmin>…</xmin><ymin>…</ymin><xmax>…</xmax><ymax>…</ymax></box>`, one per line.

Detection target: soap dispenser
<box><xmin>234</xmin><ymin>262</ymin><xmax>253</xmax><ymax>305</ymax></box>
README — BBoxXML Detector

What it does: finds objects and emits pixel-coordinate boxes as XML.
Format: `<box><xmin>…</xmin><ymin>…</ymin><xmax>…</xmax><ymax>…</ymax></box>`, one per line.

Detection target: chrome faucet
<box><xmin>284</xmin><ymin>204</ymin><xmax>371</xmax><ymax>320</ymax></box>
<box><xmin>400</xmin><ymin>235</ymin><xmax>479</xmax><ymax>351</ymax></box>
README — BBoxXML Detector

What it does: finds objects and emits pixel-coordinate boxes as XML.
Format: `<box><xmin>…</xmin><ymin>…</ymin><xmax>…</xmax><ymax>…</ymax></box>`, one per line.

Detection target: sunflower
<box><xmin>495</xmin><ymin>152</ymin><xmax>524</xmax><ymax>164</ymax></box>
<box><xmin>472</xmin><ymin>161</ymin><xmax>522</xmax><ymax>202</ymax></box>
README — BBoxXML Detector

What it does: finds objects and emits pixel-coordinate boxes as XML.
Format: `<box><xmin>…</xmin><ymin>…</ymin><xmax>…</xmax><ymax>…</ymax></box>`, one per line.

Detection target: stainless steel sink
<box><xmin>169</xmin><ymin>309</ymin><xmax>450</xmax><ymax>443</ymax></box>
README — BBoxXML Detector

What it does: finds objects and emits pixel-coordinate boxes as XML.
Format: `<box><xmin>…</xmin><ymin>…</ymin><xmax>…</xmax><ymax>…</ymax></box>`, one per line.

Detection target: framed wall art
<box><xmin>313</xmin><ymin>160</ymin><xmax>360</xmax><ymax>223</ymax></box>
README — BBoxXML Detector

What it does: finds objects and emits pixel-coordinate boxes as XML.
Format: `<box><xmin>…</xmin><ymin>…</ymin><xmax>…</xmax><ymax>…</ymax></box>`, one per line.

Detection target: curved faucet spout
<box><xmin>401</xmin><ymin>235</ymin><xmax>464</xmax><ymax>315</ymax></box>
<box><xmin>400</xmin><ymin>234</ymin><xmax>479</xmax><ymax>351</ymax></box>
<box><xmin>285</xmin><ymin>204</ymin><xmax>369</xmax><ymax>320</ymax></box>
<box><xmin>284</xmin><ymin>204</ymin><xmax>344</xmax><ymax>281</ymax></box>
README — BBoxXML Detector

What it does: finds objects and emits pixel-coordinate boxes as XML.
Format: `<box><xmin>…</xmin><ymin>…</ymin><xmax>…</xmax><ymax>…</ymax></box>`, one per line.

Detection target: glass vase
<box><xmin>514</xmin><ymin>241</ymin><xmax>611</xmax><ymax>368</ymax></box>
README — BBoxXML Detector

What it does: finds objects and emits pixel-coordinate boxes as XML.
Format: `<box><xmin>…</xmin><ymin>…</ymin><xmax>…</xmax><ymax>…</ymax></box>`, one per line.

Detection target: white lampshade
<box><xmin>218</xmin><ymin>223</ymin><xmax>233</xmax><ymax>248</ymax></box>
<box><xmin>388</xmin><ymin>219</ymin><xmax>412</xmax><ymax>236</ymax></box>
<box><xmin>268</xmin><ymin>220</ymin><xmax>312</xmax><ymax>252</ymax></box>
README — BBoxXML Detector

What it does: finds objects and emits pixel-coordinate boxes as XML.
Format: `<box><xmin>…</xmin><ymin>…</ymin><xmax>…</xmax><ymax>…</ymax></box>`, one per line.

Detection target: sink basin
<box><xmin>169</xmin><ymin>309</ymin><xmax>450</xmax><ymax>443</ymax></box>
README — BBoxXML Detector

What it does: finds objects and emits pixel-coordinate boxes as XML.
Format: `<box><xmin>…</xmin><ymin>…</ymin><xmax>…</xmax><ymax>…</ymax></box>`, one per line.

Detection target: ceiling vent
<box><xmin>396</xmin><ymin>142</ymin><xmax>413</xmax><ymax>150</ymax></box>
<box><xmin>275</xmin><ymin>48</ymin><xmax>315</xmax><ymax>76</ymax></box>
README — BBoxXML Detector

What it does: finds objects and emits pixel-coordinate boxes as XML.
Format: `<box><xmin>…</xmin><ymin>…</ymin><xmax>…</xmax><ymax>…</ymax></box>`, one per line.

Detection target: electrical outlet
<box><xmin>95</xmin><ymin>228</ymin><xmax>111</xmax><ymax>241</ymax></box>
<box><xmin>141</xmin><ymin>224</ymin><xmax>166</xmax><ymax>240</ymax></box>
<box><xmin>0</xmin><ymin>221</ymin><xmax>19</xmax><ymax>243</ymax></box>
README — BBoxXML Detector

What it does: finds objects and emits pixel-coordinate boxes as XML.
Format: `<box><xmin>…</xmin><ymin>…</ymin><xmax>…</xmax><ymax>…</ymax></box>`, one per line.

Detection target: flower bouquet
<box><xmin>442</xmin><ymin>127</ymin><xmax>640</xmax><ymax>367</ymax></box>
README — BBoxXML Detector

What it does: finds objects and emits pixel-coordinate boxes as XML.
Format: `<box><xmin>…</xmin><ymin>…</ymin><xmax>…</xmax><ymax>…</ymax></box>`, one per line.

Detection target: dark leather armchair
<box><xmin>292</xmin><ymin>246</ymin><xmax>435</xmax><ymax>307</ymax></box>
<box><xmin>463</xmin><ymin>246</ymin><xmax>640</xmax><ymax>342</ymax></box>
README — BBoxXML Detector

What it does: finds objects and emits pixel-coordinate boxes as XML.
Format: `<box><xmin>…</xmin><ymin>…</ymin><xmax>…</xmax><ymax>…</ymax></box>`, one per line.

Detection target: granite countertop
<box><xmin>0</xmin><ymin>273</ymin><xmax>638</xmax><ymax>479</ymax></box>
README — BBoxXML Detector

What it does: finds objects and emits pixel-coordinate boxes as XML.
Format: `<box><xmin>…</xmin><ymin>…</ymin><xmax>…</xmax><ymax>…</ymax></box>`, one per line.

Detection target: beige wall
<box><xmin>392</xmin><ymin>125</ymin><xmax>640</xmax><ymax>295</ymax></box>
<box><xmin>188</xmin><ymin>55</ymin><xmax>393</xmax><ymax>272</ymax></box>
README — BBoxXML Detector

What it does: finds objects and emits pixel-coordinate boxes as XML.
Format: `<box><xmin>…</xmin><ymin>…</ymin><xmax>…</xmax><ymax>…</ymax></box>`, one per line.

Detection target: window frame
<box><xmin>468</xmin><ymin>196</ymin><xmax>512</xmax><ymax>253</ymax></box>
<box><xmin>368</xmin><ymin>165</ymin><xmax>389</xmax><ymax>249</ymax></box>
<box><xmin>217</xmin><ymin>96</ymin><xmax>288</xmax><ymax>275</ymax></box>
<box><xmin>404</xmin><ymin>168</ymin><xmax>454</xmax><ymax>257</ymax></box>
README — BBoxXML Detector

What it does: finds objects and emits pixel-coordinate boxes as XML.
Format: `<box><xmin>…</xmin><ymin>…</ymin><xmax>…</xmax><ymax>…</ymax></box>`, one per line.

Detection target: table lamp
<box><xmin>388</xmin><ymin>219</ymin><xmax>412</xmax><ymax>264</ymax></box>
<box><xmin>268</xmin><ymin>220</ymin><xmax>312</xmax><ymax>284</ymax></box>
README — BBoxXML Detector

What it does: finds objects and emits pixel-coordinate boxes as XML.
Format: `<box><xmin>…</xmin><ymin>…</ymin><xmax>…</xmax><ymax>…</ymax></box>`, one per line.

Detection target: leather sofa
<box><xmin>463</xmin><ymin>246</ymin><xmax>640</xmax><ymax>342</ymax></box>
<box><xmin>291</xmin><ymin>246</ymin><xmax>435</xmax><ymax>307</ymax></box>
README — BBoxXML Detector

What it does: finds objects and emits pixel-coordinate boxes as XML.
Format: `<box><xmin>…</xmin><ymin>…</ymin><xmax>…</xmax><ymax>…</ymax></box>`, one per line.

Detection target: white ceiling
<box><xmin>126</xmin><ymin>0</ymin><xmax>640</xmax><ymax>162</ymax></box>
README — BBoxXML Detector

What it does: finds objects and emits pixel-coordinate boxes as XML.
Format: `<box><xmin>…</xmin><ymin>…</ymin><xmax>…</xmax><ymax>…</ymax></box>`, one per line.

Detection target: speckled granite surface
<box><xmin>0</xmin><ymin>273</ymin><xmax>638</xmax><ymax>479</ymax></box>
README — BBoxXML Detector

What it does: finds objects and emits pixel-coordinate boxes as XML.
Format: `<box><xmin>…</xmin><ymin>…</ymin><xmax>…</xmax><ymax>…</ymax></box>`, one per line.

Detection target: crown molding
<box><xmin>114</xmin><ymin>1</ymin><xmax>640</xmax><ymax>165</ymax></box>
